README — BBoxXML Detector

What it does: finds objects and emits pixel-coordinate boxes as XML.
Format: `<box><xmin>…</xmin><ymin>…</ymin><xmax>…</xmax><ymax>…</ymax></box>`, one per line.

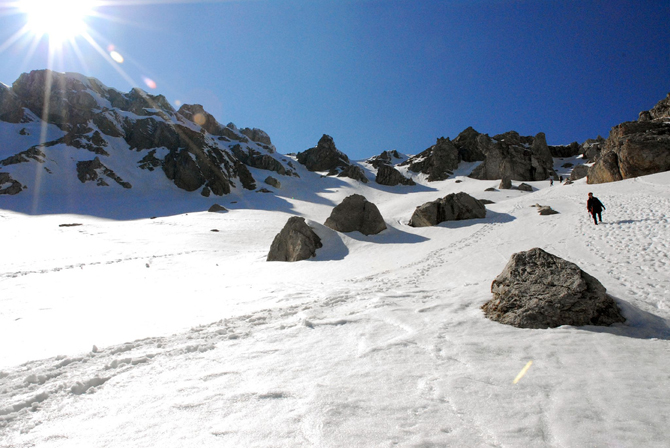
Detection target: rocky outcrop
<box><xmin>409</xmin><ymin>192</ymin><xmax>486</xmax><ymax>227</ymax></box>
<box><xmin>0</xmin><ymin>70</ymin><xmax>294</xmax><ymax>200</ymax></box>
<box><xmin>570</xmin><ymin>164</ymin><xmax>589</xmax><ymax>180</ymax></box>
<box><xmin>481</xmin><ymin>248</ymin><xmax>625</xmax><ymax>328</ymax></box>
<box><xmin>76</xmin><ymin>158</ymin><xmax>132</xmax><ymax>188</ymax></box>
<box><xmin>400</xmin><ymin>137</ymin><xmax>459</xmax><ymax>181</ymax></box>
<box><xmin>638</xmin><ymin>93</ymin><xmax>670</xmax><ymax>121</ymax></box>
<box><xmin>375</xmin><ymin>165</ymin><xmax>415</xmax><ymax>186</ymax></box>
<box><xmin>366</xmin><ymin>150</ymin><xmax>402</xmax><ymax>169</ymax></box>
<box><xmin>296</xmin><ymin>134</ymin><xmax>350</xmax><ymax>172</ymax></box>
<box><xmin>581</xmin><ymin>137</ymin><xmax>606</xmax><ymax>163</ymax></box>
<box><xmin>588</xmin><ymin>101</ymin><xmax>670</xmax><ymax>184</ymax></box>
<box><xmin>324</xmin><ymin>194</ymin><xmax>387</xmax><ymax>235</ymax></box>
<box><xmin>549</xmin><ymin>142</ymin><xmax>581</xmax><ymax>158</ymax></box>
<box><xmin>453</xmin><ymin>127</ymin><xmax>486</xmax><ymax>162</ymax></box>
<box><xmin>0</xmin><ymin>172</ymin><xmax>24</xmax><ymax>195</ymax></box>
<box><xmin>337</xmin><ymin>164</ymin><xmax>369</xmax><ymax>183</ymax></box>
<box><xmin>267</xmin><ymin>217</ymin><xmax>322</xmax><ymax>262</ymax></box>
<box><xmin>468</xmin><ymin>131</ymin><xmax>555</xmax><ymax>181</ymax></box>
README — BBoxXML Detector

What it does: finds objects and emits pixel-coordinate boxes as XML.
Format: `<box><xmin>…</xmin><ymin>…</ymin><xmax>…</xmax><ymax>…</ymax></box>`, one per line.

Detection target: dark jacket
<box><xmin>587</xmin><ymin>197</ymin><xmax>605</xmax><ymax>213</ymax></box>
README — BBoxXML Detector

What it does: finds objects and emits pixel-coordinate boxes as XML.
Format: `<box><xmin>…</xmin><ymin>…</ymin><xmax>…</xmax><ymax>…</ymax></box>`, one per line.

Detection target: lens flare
<box><xmin>20</xmin><ymin>0</ymin><xmax>96</xmax><ymax>43</ymax></box>
<box><xmin>110</xmin><ymin>50</ymin><xmax>124</xmax><ymax>63</ymax></box>
<box><xmin>142</xmin><ymin>77</ymin><xmax>157</xmax><ymax>89</ymax></box>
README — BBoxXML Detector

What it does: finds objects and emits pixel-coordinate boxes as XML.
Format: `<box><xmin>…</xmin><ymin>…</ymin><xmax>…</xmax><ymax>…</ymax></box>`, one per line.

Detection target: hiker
<box><xmin>559</xmin><ymin>176</ymin><xmax>563</xmax><ymax>183</ymax></box>
<box><xmin>587</xmin><ymin>192</ymin><xmax>605</xmax><ymax>225</ymax></box>
<box><xmin>550</xmin><ymin>178</ymin><xmax>554</xmax><ymax>186</ymax></box>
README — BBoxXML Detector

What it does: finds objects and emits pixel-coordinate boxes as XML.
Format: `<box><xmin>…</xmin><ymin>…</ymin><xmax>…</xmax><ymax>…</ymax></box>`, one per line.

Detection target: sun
<box><xmin>19</xmin><ymin>0</ymin><xmax>96</xmax><ymax>43</ymax></box>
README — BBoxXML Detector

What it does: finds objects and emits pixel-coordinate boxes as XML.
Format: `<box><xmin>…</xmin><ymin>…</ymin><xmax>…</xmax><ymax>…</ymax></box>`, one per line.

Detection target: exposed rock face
<box><xmin>453</xmin><ymin>127</ymin><xmax>486</xmax><ymax>162</ymax></box>
<box><xmin>296</xmin><ymin>134</ymin><xmax>350</xmax><ymax>172</ymax></box>
<box><xmin>409</xmin><ymin>192</ymin><xmax>486</xmax><ymax>227</ymax></box>
<box><xmin>638</xmin><ymin>93</ymin><xmax>670</xmax><ymax>121</ymax></box>
<box><xmin>588</xmin><ymin>110</ymin><xmax>670</xmax><ymax>184</ymax></box>
<box><xmin>267</xmin><ymin>217</ymin><xmax>322</xmax><ymax>262</ymax></box>
<box><xmin>324</xmin><ymin>194</ymin><xmax>387</xmax><ymax>235</ymax></box>
<box><xmin>0</xmin><ymin>172</ymin><xmax>24</xmax><ymax>195</ymax></box>
<box><xmin>581</xmin><ymin>136</ymin><xmax>606</xmax><ymax>163</ymax></box>
<box><xmin>481</xmin><ymin>248</ymin><xmax>625</xmax><ymax>328</ymax></box>
<box><xmin>570</xmin><ymin>164</ymin><xmax>589</xmax><ymax>180</ymax></box>
<box><xmin>375</xmin><ymin>165</ymin><xmax>415</xmax><ymax>186</ymax></box>
<box><xmin>366</xmin><ymin>150</ymin><xmax>402</xmax><ymax>169</ymax></box>
<box><xmin>0</xmin><ymin>69</ymin><xmax>294</xmax><ymax>201</ymax></box>
<box><xmin>76</xmin><ymin>157</ymin><xmax>132</xmax><ymax>188</ymax></box>
<box><xmin>337</xmin><ymin>164</ymin><xmax>369</xmax><ymax>183</ymax></box>
<box><xmin>468</xmin><ymin>131</ymin><xmax>555</xmax><ymax>181</ymax></box>
<box><xmin>400</xmin><ymin>137</ymin><xmax>459</xmax><ymax>181</ymax></box>
<box><xmin>549</xmin><ymin>141</ymin><xmax>581</xmax><ymax>158</ymax></box>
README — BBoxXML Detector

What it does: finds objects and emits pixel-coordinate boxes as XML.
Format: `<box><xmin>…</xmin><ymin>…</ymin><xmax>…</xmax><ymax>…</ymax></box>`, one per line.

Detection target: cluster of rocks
<box><xmin>0</xmin><ymin>69</ymin><xmax>294</xmax><ymax>197</ymax></box>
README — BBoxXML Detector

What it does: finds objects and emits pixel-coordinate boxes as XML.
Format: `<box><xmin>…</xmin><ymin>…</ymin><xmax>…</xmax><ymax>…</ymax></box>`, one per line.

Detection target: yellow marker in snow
<box><xmin>513</xmin><ymin>361</ymin><xmax>533</xmax><ymax>384</ymax></box>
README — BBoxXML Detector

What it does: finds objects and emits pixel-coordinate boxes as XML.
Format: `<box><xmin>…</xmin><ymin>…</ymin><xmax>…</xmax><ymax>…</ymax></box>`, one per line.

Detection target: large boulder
<box><xmin>409</xmin><ymin>192</ymin><xmax>486</xmax><ymax>227</ymax></box>
<box><xmin>400</xmin><ymin>137</ymin><xmax>459</xmax><ymax>181</ymax></box>
<box><xmin>375</xmin><ymin>165</ymin><xmax>415</xmax><ymax>186</ymax></box>
<box><xmin>588</xmin><ymin>120</ymin><xmax>670</xmax><ymax>184</ymax></box>
<box><xmin>468</xmin><ymin>131</ymin><xmax>555</xmax><ymax>181</ymax></box>
<box><xmin>267</xmin><ymin>217</ymin><xmax>322</xmax><ymax>262</ymax></box>
<box><xmin>481</xmin><ymin>248</ymin><xmax>625</xmax><ymax>328</ymax></box>
<box><xmin>324</xmin><ymin>194</ymin><xmax>387</xmax><ymax>235</ymax></box>
<box><xmin>296</xmin><ymin>134</ymin><xmax>350</xmax><ymax>172</ymax></box>
<box><xmin>570</xmin><ymin>164</ymin><xmax>589</xmax><ymax>180</ymax></box>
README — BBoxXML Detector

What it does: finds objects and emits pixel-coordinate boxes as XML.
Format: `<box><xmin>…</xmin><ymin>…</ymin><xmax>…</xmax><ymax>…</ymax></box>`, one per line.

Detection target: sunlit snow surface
<box><xmin>1</xmin><ymin>162</ymin><xmax>670</xmax><ymax>447</ymax></box>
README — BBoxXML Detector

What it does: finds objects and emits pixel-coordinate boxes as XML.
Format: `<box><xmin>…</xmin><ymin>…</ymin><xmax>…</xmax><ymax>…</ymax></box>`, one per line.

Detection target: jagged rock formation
<box><xmin>482</xmin><ymin>248</ymin><xmax>625</xmax><ymax>328</ymax></box>
<box><xmin>76</xmin><ymin>157</ymin><xmax>131</xmax><ymax>188</ymax></box>
<box><xmin>400</xmin><ymin>137</ymin><xmax>459</xmax><ymax>181</ymax></box>
<box><xmin>409</xmin><ymin>192</ymin><xmax>486</xmax><ymax>227</ymax></box>
<box><xmin>295</xmin><ymin>134</ymin><xmax>368</xmax><ymax>183</ymax></box>
<box><xmin>468</xmin><ymin>131</ymin><xmax>555</xmax><ymax>181</ymax></box>
<box><xmin>580</xmin><ymin>136</ymin><xmax>606</xmax><ymax>163</ymax></box>
<box><xmin>588</xmin><ymin>94</ymin><xmax>670</xmax><ymax>184</ymax></box>
<box><xmin>453</xmin><ymin>127</ymin><xmax>486</xmax><ymax>162</ymax></box>
<box><xmin>0</xmin><ymin>172</ymin><xmax>23</xmax><ymax>195</ymax></box>
<box><xmin>0</xmin><ymin>69</ymin><xmax>294</xmax><ymax>200</ymax></box>
<box><xmin>267</xmin><ymin>217</ymin><xmax>322</xmax><ymax>262</ymax></box>
<box><xmin>548</xmin><ymin>142</ymin><xmax>581</xmax><ymax>158</ymax></box>
<box><xmin>366</xmin><ymin>150</ymin><xmax>403</xmax><ymax>169</ymax></box>
<box><xmin>324</xmin><ymin>194</ymin><xmax>387</xmax><ymax>235</ymax></box>
<box><xmin>375</xmin><ymin>165</ymin><xmax>415</xmax><ymax>186</ymax></box>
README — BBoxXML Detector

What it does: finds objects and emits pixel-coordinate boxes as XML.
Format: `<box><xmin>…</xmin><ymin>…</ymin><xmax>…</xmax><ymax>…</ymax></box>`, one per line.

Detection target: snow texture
<box><xmin>1</xmin><ymin>159</ymin><xmax>670</xmax><ymax>447</ymax></box>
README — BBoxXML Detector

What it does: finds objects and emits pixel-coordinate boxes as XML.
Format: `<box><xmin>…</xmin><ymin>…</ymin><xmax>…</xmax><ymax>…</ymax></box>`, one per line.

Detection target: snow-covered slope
<box><xmin>1</xmin><ymin>162</ymin><xmax>669</xmax><ymax>447</ymax></box>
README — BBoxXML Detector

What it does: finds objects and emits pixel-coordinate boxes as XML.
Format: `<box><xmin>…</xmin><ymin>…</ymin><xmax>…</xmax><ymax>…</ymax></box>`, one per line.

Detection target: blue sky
<box><xmin>0</xmin><ymin>0</ymin><xmax>668</xmax><ymax>160</ymax></box>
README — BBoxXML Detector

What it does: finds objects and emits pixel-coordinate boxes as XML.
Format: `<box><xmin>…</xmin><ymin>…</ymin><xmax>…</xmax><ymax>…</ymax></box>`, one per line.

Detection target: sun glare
<box><xmin>20</xmin><ymin>0</ymin><xmax>95</xmax><ymax>43</ymax></box>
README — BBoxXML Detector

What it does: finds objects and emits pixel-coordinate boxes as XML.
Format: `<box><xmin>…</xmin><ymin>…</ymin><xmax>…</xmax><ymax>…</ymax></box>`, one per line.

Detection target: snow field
<box><xmin>1</xmin><ymin>166</ymin><xmax>670</xmax><ymax>447</ymax></box>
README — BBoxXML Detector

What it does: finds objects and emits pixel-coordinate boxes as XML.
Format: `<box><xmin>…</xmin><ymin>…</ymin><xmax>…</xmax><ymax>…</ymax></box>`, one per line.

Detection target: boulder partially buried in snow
<box><xmin>409</xmin><ymin>192</ymin><xmax>486</xmax><ymax>227</ymax></box>
<box><xmin>324</xmin><ymin>194</ymin><xmax>387</xmax><ymax>235</ymax></box>
<box><xmin>482</xmin><ymin>248</ymin><xmax>625</xmax><ymax>329</ymax></box>
<box><xmin>267</xmin><ymin>217</ymin><xmax>322</xmax><ymax>262</ymax></box>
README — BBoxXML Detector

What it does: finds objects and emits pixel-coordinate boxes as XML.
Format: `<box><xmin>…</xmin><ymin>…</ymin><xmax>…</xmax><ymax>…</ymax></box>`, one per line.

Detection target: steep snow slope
<box><xmin>1</xmin><ymin>163</ymin><xmax>669</xmax><ymax>447</ymax></box>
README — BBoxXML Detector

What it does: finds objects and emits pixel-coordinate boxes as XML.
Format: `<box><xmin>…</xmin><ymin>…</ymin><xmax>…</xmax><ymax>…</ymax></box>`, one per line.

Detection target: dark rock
<box><xmin>230</xmin><ymin>145</ymin><xmax>289</xmax><ymax>176</ymax></box>
<box><xmin>366</xmin><ymin>150</ymin><xmax>402</xmax><ymax>169</ymax></box>
<box><xmin>208</xmin><ymin>204</ymin><xmax>227</xmax><ymax>212</ymax></box>
<box><xmin>296</xmin><ymin>134</ymin><xmax>350</xmax><ymax>172</ymax></box>
<box><xmin>0</xmin><ymin>83</ymin><xmax>25</xmax><ymax>123</ymax></box>
<box><xmin>469</xmin><ymin>131</ymin><xmax>555</xmax><ymax>181</ymax></box>
<box><xmin>484</xmin><ymin>187</ymin><xmax>496</xmax><ymax>192</ymax></box>
<box><xmin>76</xmin><ymin>157</ymin><xmax>132</xmax><ymax>188</ymax></box>
<box><xmin>257</xmin><ymin>188</ymin><xmax>272</xmax><ymax>193</ymax></box>
<box><xmin>561</xmin><ymin>162</ymin><xmax>574</xmax><ymax>168</ymax></box>
<box><xmin>401</xmin><ymin>137</ymin><xmax>459</xmax><ymax>181</ymax></box>
<box><xmin>481</xmin><ymin>248</ymin><xmax>625</xmax><ymax>328</ymax></box>
<box><xmin>137</xmin><ymin>150</ymin><xmax>163</xmax><ymax>171</ymax></box>
<box><xmin>409</xmin><ymin>192</ymin><xmax>486</xmax><ymax>227</ymax></box>
<box><xmin>0</xmin><ymin>172</ymin><xmax>24</xmax><ymax>195</ymax></box>
<box><xmin>588</xmin><ymin>118</ymin><xmax>670</xmax><ymax>184</ymax></box>
<box><xmin>267</xmin><ymin>216</ymin><xmax>322</xmax><ymax>262</ymax></box>
<box><xmin>265</xmin><ymin>176</ymin><xmax>281</xmax><ymax>188</ymax></box>
<box><xmin>201</xmin><ymin>187</ymin><xmax>211</xmax><ymax>197</ymax></box>
<box><xmin>177</xmin><ymin>104</ymin><xmax>224</xmax><ymax>135</ymax></box>
<box><xmin>498</xmin><ymin>177</ymin><xmax>512</xmax><ymax>189</ymax></box>
<box><xmin>0</xmin><ymin>146</ymin><xmax>46</xmax><ymax>165</ymax></box>
<box><xmin>517</xmin><ymin>183</ymin><xmax>533</xmax><ymax>192</ymax></box>
<box><xmin>570</xmin><ymin>165</ymin><xmax>589</xmax><ymax>181</ymax></box>
<box><xmin>337</xmin><ymin>164</ymin><xmax>369</xmax><ymax>183</ymax></box>
<box><xmin>549</xmin><ymin>142</ymin><xmax>581</xmax><ymax>158</ymax></box>
<box><xmin>324</xmin><ymin>194</ymin><xmax>387</xmax><ymax>235</ymax></box>
<box><xmin>532</xmin><ymin>204</ymin><xmax>559</xmax><ymax>215</ymax></box>
<box><xmin>478</xmin><ymin>199</ymin><xmax>495</xmax><ymax>205</ymax></box>
<box><xmin>235</xmin><ymin>161</ymin><xmax>256</xmax><ymax>190</ymax></box>
<box><xmin>240</xmin><ymin>127</ymin><xmax>273</xmax><ymax>148</ymax></box>
<box><xmin>639</xmin><ymin>92</ymin><xmax>670</xmax><ymax>121</ymax></box>
<box><xmin>375</xmin><ymin>164</ymin><xmax>415</xmax><ymax>186</ymax></box>
<box><xmin>453</xmin><ymin>127</ymin><xmax>486</xmax><ymax>162</ymax></box>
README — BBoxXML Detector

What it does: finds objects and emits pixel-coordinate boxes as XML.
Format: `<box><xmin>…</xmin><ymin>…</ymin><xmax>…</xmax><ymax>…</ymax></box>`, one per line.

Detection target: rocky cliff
<box><xmin>0</xmin><ymin>70</ymin><xmax>294</xmax><ymax>197</ymax></box>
